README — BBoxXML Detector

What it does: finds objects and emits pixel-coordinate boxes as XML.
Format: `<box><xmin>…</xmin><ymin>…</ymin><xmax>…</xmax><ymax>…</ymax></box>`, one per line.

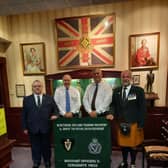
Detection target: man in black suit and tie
<box><xmin>111</xmin><ymin>70</ymin><xmax>146</xmax><ymax>168</ymax></box>
<box><xmin>22</xmin><ymin>80</ymin><xmax>59</xmax><ymax>168</ymax></box>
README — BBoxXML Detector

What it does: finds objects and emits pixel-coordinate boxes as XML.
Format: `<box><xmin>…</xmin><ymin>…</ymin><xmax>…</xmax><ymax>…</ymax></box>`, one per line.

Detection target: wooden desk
<box><xmin>0</xmin><ymin>136</ymin><xmax>15</xmax><ymax>168</ymax></box>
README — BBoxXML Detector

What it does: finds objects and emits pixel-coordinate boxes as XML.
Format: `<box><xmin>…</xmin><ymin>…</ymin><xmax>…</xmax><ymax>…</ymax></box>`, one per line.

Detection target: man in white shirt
<box><xmin>54</xmin><ymin>74</ymin><xmax>81</xmax><ymax>118</ymax></box>
<box><xmin>83</xmin><ymin>68</ymin><xmax>113</xmax><ymax>120</ymax></box>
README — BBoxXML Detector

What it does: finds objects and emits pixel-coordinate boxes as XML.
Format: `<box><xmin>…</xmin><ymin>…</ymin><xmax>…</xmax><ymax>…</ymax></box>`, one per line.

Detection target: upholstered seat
<box><xmin>142</xmin><ymin>139</ymin><xmax>168</xmax><ymax>167</ymax></box>
<box><xmin>149</xmin><ymin>152</ymin><xmax>168</xmax><ymax>160</ymax></box>
<box><xmin>142</xmin><ymin>119</ymin><xmax>168</xmax><ymax>167</ymax></box>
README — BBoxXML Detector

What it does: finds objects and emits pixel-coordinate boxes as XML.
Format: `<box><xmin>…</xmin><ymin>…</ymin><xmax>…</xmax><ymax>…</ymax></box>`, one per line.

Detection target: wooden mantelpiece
<box><xmin>45</xmin><ymin>69</ymin><xmax>121</xmax><ymax>95</ymax></box>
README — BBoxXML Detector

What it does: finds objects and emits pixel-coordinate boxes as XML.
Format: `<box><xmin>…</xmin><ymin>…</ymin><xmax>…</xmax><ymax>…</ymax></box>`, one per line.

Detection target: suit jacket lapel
<box><xmin>121</xmin><ymin>86</ymin><xmax>131</xmax><ymax>105</ymax></box>
<box><xmin>31</xmin><ymin>94</ymin><xmax>37</xmax><ymax>107</ymax></box>
<box><xmin>124</xmin><ymin>85</ymin><xmax>134</xmax><ymax>104</ymax></box>
<box><xmin>41</xmin><ymin>94</ymin><xmax>46</xmax><ymax>106</ymax></box>
<box><xmin>117</xmin><ymin>87</ymin><xmax>123</xmax><ymax>106</ymax></box>
<box><xmin>128</xmin><ymin>85</ymin><xmax>134</xmax><ymax>97</ymax></box>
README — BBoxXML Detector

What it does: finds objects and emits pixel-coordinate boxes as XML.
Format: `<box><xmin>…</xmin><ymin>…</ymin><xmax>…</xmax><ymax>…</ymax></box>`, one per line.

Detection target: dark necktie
<box><xmin>37</xmin><ymin>95</ymin><xmax>41</xmax><ymax>106</ymax></box>
<box><xmin>66</xmin><ymin>88</ymin><xmax>70</xmax><ymax>112</ymax></box>
<box><xmin>91</xmin><ymin>83</ymin><xmax>98</xmax><ymax>111</ymax></box>
<box><xmin>123</xmin><ymin>87</ymin><xmax>127</xmax><ymax>102</ymax></box>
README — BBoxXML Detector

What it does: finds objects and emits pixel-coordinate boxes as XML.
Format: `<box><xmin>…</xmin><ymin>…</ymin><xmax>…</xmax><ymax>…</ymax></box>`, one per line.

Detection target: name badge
<box><xmin>128</xmin><ymin>94</ymin><xmax>136</xmax><ymax>100</ymax></box>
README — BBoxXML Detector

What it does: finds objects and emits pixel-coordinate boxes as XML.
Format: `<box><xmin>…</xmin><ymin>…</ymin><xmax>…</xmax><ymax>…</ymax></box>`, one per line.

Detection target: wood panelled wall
<box><xmin>5</xmin><ymin>0</ymin><xmax>168</xmax><ymax>107</ymax></box>
<box><xmin>7</xmin><ymin>106</ymin><xmax>168</xmax><ymax>146</ymax></box>
<box><xmin>6</xmin><ymin>69</ymin><xmax>168</xmax><ymax>146</ymax></box>
<box><xmin>167</xmin><ymin>71</ymin><xmax>168</xmax><ymax>107</ymax></box>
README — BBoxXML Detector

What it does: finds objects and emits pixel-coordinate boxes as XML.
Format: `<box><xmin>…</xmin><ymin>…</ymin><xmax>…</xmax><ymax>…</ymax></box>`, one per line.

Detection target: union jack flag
<box><xmin>55</xmin><ymin>14</ymin><xmax>115</xmax><ymax>69</ymax></box>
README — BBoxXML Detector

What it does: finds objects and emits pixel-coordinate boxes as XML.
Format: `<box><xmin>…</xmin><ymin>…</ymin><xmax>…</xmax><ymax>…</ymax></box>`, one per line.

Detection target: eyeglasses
<box><xmin>33</xmin><ymin>85</ymin><xmax>42</xmax><ymax>88</ymax></box>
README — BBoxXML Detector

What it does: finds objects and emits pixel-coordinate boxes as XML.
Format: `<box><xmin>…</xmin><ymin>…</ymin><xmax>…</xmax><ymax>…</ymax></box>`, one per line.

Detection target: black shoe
<box><xmin>130</xmin><ymin>164</ymin><xmax>136</xmax><ymax>168</ymax></box>
<box><xmin>45</xmin><ymin>162</ymin><xmax>51</xmax><ymax>168</ymax></box>
<box><xmin>32</xmin><ymin>163</ymin><xmax>39</xmax><ymax>168</ymax></box>
<box><xmin>45</xmin><ymin>164</ymin><xmax>50</xmax><ymax>168</ymax></box>
<box><xmin>45</xmin><ymin>165</ymin><xmax>50</xmax><ymax>168</ymax></box>
<box><xmin>33</xmin><ymin>162</ymin><xmax>40</xmax><ymax>168</ymax></box>
<box><xmin>118</xmin><ymin>162</ymin><xmax>128</xmax><ymax>168</ymax></box>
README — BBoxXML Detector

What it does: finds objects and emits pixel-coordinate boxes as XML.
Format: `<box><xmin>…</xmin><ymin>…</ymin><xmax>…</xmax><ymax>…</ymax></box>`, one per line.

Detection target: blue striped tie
<box><xmin>66</xmin><ymin>88</ymin><xmax>70</xmax><ymax>112</ymax></box>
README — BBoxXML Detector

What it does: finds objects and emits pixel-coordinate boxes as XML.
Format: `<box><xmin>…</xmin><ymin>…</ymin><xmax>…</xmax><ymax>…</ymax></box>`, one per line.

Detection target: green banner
<box><xmin>53</xmin><ymin>117</ymin><xmax>111</xmax><ymax>168</ymax></box>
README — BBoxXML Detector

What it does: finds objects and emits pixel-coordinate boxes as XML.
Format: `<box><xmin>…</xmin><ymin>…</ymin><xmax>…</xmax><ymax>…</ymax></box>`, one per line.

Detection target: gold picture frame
<box><xmin>20</xmin><ymin>42</ymin><xmax>46</xmax><ymax>75</ymax></box>
<box><xmin>129</xmin><ymin>32</ymin><xmax>160</xmax><ymax>71</ymax></box>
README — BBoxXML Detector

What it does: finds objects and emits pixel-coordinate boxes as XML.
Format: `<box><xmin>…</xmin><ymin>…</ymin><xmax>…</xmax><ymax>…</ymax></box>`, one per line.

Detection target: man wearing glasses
<box><xmin>22</xmin><ymin>80</ymin><xmax>59</xmax><ymax>168</ymax></box>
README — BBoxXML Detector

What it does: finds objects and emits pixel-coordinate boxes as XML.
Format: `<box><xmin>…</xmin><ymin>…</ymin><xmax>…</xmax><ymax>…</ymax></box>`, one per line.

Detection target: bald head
<box><xmin>92</xmin><ymin>68</ymin><xmax>103</xmax><ymax>83</ymax></box>
<box><xmin>63</xmin><ymin>74</ymin><xmax>72</xmax><ymax>89</ymax></box>
<box><xmin>121</xmin><ymin>70</ymin><xmax>132</xmax><ymax>86</ymax></box>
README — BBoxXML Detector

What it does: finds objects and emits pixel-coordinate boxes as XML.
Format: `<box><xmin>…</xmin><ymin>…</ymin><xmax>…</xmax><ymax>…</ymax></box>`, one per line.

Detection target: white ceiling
<box><xmin>0</xmin><ymin>0</ymin><xmax>128</xmax><ymax>16</ymax></box>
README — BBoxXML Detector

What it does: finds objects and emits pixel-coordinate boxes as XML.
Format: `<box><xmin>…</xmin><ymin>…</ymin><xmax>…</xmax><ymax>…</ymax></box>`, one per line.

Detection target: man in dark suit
<box><xmin>22</xmin><ymin>80</ymin><xmax>59</xmax><ymax>168</ymax></box>
<box><xmin>111</xmin><ymin>70</ymin><xmax>146</xmax><ymax>168</ymax></box>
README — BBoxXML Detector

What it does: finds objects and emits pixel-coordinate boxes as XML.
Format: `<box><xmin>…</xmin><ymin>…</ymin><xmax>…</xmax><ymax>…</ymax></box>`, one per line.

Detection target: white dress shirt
<box><xmin>122</xmin><ymin>84</ymin><xmax>131</xmax><ymax>99</ymax></box>
<box><xmin>54</xmin><ymin>86</ymin><xmax>81</xmax><ymax>116</ymax></box>
<box><xmin>34</xmin><ymin>94</ymin><xmax>43</xmax><ymax>106</ymax></box>
<box><xmin>83</xmin><ymin>81</ymin><xmax>112</xmax><ymax>114</ymax></box>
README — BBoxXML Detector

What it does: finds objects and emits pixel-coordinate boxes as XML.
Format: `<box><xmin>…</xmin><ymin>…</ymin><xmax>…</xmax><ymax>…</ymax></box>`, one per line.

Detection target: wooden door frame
<box><xmin>166</xmin><ymin>71</ymin><xmax>168</xmax><ymax>107</ymax></box>
<box><xmin>0</xmin><ymin>57</ymin><xmax>10</xmax><ymax>109</ymax></box>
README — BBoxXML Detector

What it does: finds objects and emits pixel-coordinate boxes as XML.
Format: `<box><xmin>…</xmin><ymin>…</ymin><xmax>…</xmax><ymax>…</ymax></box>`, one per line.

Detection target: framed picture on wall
<box><xmin>20</xmin><ymin>42</ymin><xmax>46</xmax><ymax>75</ymax></box>
<box><xmin>129</xmin><ymin>32</ymin><xmax>160</xmax><ymax>71</ymax></box>
<box><xmin>132</xmin><ymin>75</ymin><xmax>140</xmax><ymax>85</ymax></box>
<box><xmin>16</xmin><ymin>84</ymin><xmax>25</xmax><ymax>97</ymax></box>
<box><xmin>55</xmin><ymin>14</ymin><xmax>115</xmax><ymax>69</ymax></box>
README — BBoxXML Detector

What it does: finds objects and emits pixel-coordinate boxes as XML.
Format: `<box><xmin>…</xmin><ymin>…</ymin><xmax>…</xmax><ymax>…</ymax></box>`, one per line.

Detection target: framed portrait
<box><xmin>20</xmin><ymin>42</ymin><xmax>46</xmax><ymax>75</ymax></box>
<box><xmin>129</xmin><ymin>32</ymin><xmax>160</xmax><ymax>71</ymax></box>
<box><xmin>16</xmin><ymin>84</ymin><xmax>25</xmax><ymax>97</ymax></box>
<box><xmin>132</xmin><ymin>75</ymin><xmax>140</xmax><ymax>85</ymax></box>
<box><xmin>55</xmin><ymin>14</ymin><xmax>115</xmax><ymax>69</ymax></box>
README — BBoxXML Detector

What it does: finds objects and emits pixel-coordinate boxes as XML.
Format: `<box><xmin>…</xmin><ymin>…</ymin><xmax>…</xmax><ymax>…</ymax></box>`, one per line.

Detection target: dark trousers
<box><xmin>29</xmin><ymin>132</ymin><xmax>51</xmax><ymax>166</ymax></box>
<box><xmin>121</xmin><ymin>147</ymin><xmax>137</xmax><ymax>164</ymax></box>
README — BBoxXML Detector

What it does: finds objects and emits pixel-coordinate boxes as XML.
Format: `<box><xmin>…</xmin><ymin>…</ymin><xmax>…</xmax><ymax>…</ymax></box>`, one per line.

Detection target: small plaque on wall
<box><xmin>16</xmin><ymin>84</ymin><xmax>25</xmax><ymax>97</ymax></box>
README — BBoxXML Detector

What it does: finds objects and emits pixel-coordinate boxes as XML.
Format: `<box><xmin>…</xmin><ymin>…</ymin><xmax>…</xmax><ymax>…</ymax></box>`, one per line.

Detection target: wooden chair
<box><xmin>142</xmin><ymin>119</ymin><xmax>168</xmax><ymax>168</ymax></box>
